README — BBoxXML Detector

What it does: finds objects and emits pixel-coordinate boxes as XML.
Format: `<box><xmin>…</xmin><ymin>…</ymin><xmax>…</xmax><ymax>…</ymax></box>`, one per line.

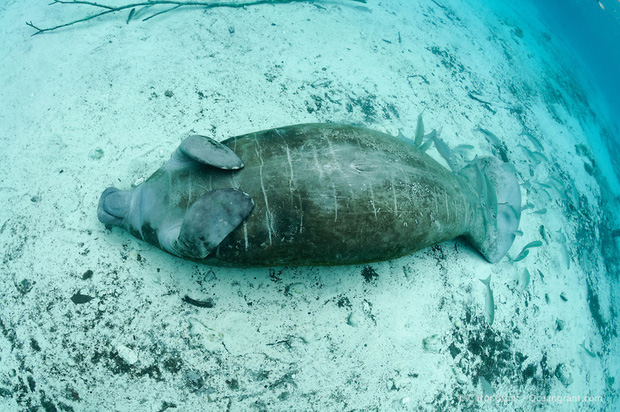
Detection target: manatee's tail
<box><xmin>461</xmin><ymin>157</ymin><xmax>522</xmax><ymax>263</ymax></box>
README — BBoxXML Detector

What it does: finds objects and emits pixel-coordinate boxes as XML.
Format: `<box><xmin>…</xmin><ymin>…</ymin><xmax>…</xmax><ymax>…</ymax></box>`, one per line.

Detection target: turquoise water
<box><xmin>530</xmin><ymin>0</ymin><xmax>620</xmax><ymax>194</ymax></box>
<box><xmin>0</xmin><ymin>0</ymin><xmax>618</xmax><ymax>410</ymax></box>
<box><xmin>533</xmin><ymin>0</ymin><xmax>620</xmax><ymax>120</ymax></box>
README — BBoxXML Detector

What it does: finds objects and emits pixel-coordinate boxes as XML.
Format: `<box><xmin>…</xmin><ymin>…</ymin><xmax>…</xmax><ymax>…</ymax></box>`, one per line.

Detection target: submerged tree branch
<box><xmin>26</xmin><ymin>0</ymin><xmax>367</xmax><ymax>35</ymax></box>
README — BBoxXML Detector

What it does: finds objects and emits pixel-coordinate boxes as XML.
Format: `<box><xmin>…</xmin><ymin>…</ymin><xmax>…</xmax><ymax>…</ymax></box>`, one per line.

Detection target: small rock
<box><xmin>71</xmin><ymin>292</ymin><xmax>94</xmax><ymax>304</ymax></box>
<box><xmin>16</xmin><ymin>279</ymin><xmax>33</xmax><ymax>295</ymax></box>
<box><xmin>88</xmin><ymin>147</ymin><xmax>104</xmax><ymax>160</ymax></box>
<box><xmin>452</xmin><ymin>367</ymin><xmax>468</xmax><ymax>385</ymax></box>
<box><xmin>384</xmin><ymin>126</ymin><xmax>399</xmax><ymax>136</ymax></box>
<box><xmin>203</xmin><ymin>269</ymin><xmax>217</xmax><ymax>282</ymax></box>
<box><xmin>226</xmin><ymin>378</ymin><xmax>239</xmax><ymax>390</ymax></box>
<box><xmin>117</xmin><ymin>344</ymin><xmax>138</xmax><ymax>365</ymax></box>
<box><xmin>285</xmin><ymin>282</ymin><xmax>306</xmax><ymax>296</ymax></box>
<box><xmin>555</xmin><ymin>363</ymin><xmax>573</xmax><ymax>387</ymax></box>
<box><xmin>422</xmin><ymin>334</ymin><xmax>442</xmax><ymax>353</ymax></box>
<box><xmin>188</xmin><ymin>317</ymin><xmax>223</xmax><ymax>351</ymax></box>
<box><xmin>347</xmin><ymin>312</ymin><xmax>358</xmax><ymax>327</ymax></box>
<box><xmin>556</xmin><ymin>319</ymin><xmax>565</xmax><ymax>331</ymax></box>
<box><xmin>228</xmin><ymin>26</ymin><xmax>235</xmax><ymax>34</ymax></box>
<box><xmin>186</xmin><ymin>370</ymin><xmax>204</xmax><ymax>390</ymax></box>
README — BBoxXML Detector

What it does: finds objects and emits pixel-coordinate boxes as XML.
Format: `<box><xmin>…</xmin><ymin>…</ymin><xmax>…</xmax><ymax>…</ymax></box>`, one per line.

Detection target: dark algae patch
<box><xmin>442</xmin><ymin>309</ymin><xmax>553</xmax><ymax>407</ymax></box>
<box><xmin>361</xmin><ymin>265</ymin><xmax>379</xmax><ymax>283</ymax></box>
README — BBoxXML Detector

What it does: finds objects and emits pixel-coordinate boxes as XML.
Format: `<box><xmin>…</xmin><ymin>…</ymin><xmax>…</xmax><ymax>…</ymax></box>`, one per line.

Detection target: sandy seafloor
<box><xmin>0</xmin><ymin>0</ymin><xmax>619</xmax><ymax>410</ymax></box>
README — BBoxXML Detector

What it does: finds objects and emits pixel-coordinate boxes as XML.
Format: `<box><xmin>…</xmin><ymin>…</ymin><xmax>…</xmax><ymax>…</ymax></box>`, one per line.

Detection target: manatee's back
<box><xmin>202</xmin><ymin>124</ymin><xmax>482</xmax><ymax>266</ymax></box>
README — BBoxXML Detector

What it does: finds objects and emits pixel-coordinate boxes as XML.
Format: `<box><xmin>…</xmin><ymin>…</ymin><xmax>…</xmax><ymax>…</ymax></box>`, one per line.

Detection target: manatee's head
<box><xmin>98</xmin><ymin>187</ymin><xmax>131</xmax><ymax>226</ymax></box>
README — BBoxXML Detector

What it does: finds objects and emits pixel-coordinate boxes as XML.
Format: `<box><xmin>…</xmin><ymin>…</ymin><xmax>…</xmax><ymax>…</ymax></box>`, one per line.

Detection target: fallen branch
<box><xmin>26</xmin><ymin>0</ymin><xmax>367</xmax><ymax>35</ymax></box>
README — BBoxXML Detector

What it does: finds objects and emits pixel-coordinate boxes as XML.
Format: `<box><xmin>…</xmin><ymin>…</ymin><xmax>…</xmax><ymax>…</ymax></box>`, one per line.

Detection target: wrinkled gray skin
<box><xmin>98</xmin><ymin>124</ymin><xmax>520</xmax><ymax>267</ymax></box>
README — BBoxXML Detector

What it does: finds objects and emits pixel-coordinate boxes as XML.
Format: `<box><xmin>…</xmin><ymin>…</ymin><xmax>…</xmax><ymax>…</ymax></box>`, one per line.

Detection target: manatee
<box><xmin>97</xmin><ymin>124</ymin><xmax>521</xmax><ymax>267</ymax></box>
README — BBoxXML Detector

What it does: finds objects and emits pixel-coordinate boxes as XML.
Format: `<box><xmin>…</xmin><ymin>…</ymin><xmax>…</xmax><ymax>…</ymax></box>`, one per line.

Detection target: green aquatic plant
<box><xmin>27</xmin><ymin>0</ymin><xmax>367</xmax><ymax>35</ymax></box>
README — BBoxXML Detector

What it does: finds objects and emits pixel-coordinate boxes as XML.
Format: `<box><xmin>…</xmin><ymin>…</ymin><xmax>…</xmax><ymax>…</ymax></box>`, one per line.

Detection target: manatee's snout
<box><xmin>98</xmin><ymin>187</ymin><xmax>131</xmax><ymax>226</ymax></box>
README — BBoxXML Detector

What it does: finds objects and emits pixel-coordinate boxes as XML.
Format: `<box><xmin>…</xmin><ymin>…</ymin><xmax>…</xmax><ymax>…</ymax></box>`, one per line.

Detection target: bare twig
<box><xmin>142</xmin><ymin>5</ymin><xmax>183</xmax><ymax>21</ymax></box>
<box><xmin>26</xmin><ymin>0</ymin><xmax>367</xmax><ymax>35</ymax></box>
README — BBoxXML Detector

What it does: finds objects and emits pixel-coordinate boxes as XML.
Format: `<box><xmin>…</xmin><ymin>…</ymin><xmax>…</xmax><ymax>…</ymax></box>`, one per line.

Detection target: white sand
<box><xmin>0</xmin><ymin>0</ymin><xmax>618</xmax><ymax>410</ymax></box>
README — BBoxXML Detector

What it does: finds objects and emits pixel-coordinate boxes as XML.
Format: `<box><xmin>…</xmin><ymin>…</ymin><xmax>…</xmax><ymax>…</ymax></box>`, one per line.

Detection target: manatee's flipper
<box><xmin>180</xmin><ymin>135</ymin><xmax>244</xmax><ymax>169</ymax></box>
<box><xmin>173</xmin><ymin>189</ymin><xmax>254</xmax><ymax>259</ymax></box>
<box><xmin>461</xmin><ymin>157</ymin><xmax>521</xmax><ymax>263</ymax></box>
<box><xmin>165</xmin><ymin>135</ymin><xmax>244</xmax><ymax>172</ymax></box>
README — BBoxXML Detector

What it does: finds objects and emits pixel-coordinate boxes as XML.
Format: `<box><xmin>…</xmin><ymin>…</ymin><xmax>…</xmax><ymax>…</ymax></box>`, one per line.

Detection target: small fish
<box><xmin>539</xmin><ymin>225</ymin><xmax>549</xmax><ymax>243</ymax></box>
<box><xmin>532</xmin><ymin>151</ymin><xmax>549</xmax><ymax>163</ymax></box>
<box><xmin>423</xmin><ymin>129</ymin><xmax>438</xmax><ymax>141</ymax></box>
<box><xmin>418</xmin><ymin>129</ymin><xmax>438</xmax><ymax>153</ymax></box>
<box><xmin>524</xmin><ymin>240</ymin><xmax>543</xmax><ymax>249</ymax></box>
<box><xmin>513</xmin><ymin>248</ymin><xmax>529</xmax><ymax>262</ymax></box>
<box><xmin>419</xmin><ymin>135</ymin><xmax>434</xmax><ymax>152</ymax></box>
<box><xmin>454</xmin><ymin>144</ymin><xmax>475</xmax><ymax>153</ymax></box>
<box><xmin>532</xmin><ymin>208</ymin><xmax>547</xmax><ymax>215</ymax></box>
<box><xmin>480</xmin><ymin>275</ymin><xmax>495</xmax><ymax>326</ymax></box>
<box><xmin>476</xmin><ymin>127</ymin><xmax>502</xmax><ymax>146</ymax></box>
<box><xmin>127</xmin><ymin>7</ymin><xmax>136</xmax><ymax>24</ymax></box>
<box><xmin>473</xmin><ymin>159</ymin><xmax>487</xmax><ymax>206</ymax></box>
<box><xmin>518</xmin><ymin>268</ymin><xmax>530</xmax><ymax>292</ymax></box>
<box><xmin>560</xmin><ymin>244</ymin><xmax>571</xmax><ymax>269</ymax></box>
<box><xmin>433</xmin><ymin>136</ymin><xmax>458</xmax><ymax>172</ymax></box>
<box><xmin>479</xmin><ymin>376</ymin><xmax>494</xmax><ymax>395</ymax></box>
<box><xmin>549</xmin><ymin>176</ymin><xmax>564</xmax><ymax>190</ymax></box>
<box><xmin>513</xmin><ymin>240</ymin><xmax>542</xmax><ymax>261</ymax></box>
<box><xmin>396</xmin><ymin>129</ymin><xmax>408</xmax><ymax>141</ymax></box>
<box><xmin>519</xmin><ymin>130</ymin><xmax>544</xmax><ymax>151</ymax></box>
<box><xmin>414</xmin><ymin>111</ymin><xmax>425</xmax><ymax>146</ymax></box>
<box><xmin>483</xmin><ymin>173</ymin><xmax>498</xmax><ymax>220</ymax></box>
<box><xmin>518</xmin><ymin>144</ymin><xmax>541</xmax><ymax>165</ymax></box>
<box><xmin>580</xmin><ymin>342</ymin><xmax>597</xmax><ymax>358</ymax></box>
<box><xmin>555</xmin><ymin>230</ymin><xmax>567</xmax><ymax>243</ymax></box>
<box><xmin>538</xmin><ymin>188</ymin><xmax>552</xmax><ymax>202</ymax></box>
